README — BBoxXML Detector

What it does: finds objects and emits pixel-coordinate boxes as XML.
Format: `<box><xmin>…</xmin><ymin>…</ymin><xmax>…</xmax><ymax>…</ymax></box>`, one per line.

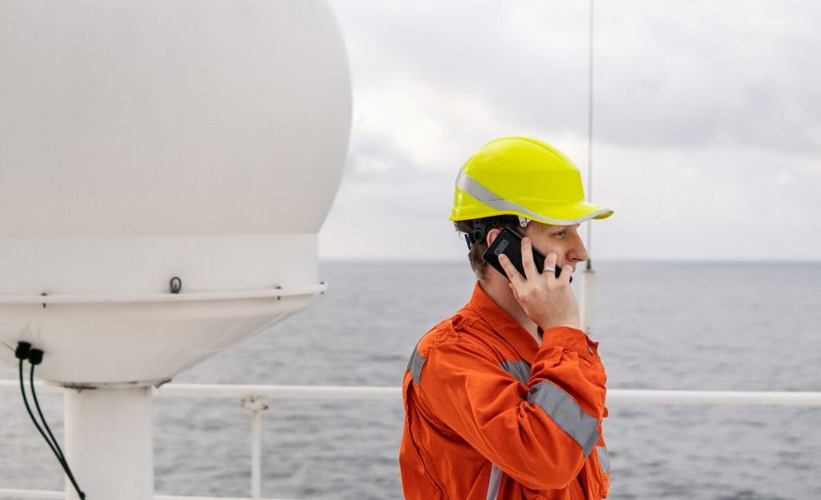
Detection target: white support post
<box><xmin>241</xmin><ymin>396</ymin><xmax>269</xmax><ymax>500</ymax></box>
<box><xmin>579</xmin><ymin>268</ymin><xmax>597</xmax><ymax>335</ymax></box>
<box><xmin>63</xmin><ymin>386</ymin><xmax>154</xmax><ymax>500</ymax></box>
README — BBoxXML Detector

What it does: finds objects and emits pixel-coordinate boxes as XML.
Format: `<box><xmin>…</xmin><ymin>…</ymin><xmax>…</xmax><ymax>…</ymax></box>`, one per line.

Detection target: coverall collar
<box><xmin>467</xmin><ymin>282</ymin><xmax>539</xmax><ymax>362</ymax></box>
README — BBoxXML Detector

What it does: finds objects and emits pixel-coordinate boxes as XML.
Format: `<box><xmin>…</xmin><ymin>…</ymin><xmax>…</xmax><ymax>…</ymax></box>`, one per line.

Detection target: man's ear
<box><xmin>485</xmin><ymin>227</ymin><xmax>502</xmax><ymax>247</ymax></box>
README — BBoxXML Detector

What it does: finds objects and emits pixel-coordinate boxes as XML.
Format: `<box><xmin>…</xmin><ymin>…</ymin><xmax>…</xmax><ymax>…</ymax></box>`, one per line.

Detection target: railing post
<box><xmin>240</xmin><ymin>395</ymin><xmax>269</xmax><ymax>500</ymax></box>
<box><xmin>579</xmin><ymin>267</ymin><xmax>597</xmax><ymax>335</ymax></box>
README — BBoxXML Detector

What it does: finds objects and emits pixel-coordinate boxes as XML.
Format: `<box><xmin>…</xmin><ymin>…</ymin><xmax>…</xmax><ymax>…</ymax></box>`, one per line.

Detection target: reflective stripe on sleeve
<box><xmin>597</xmin><ymin>446</ymin><xmax>610</xmax><ymax>474</ymax></box>
<box><xmin>527</xmin><ymin>381</ymin><xmax>600</xmax><ymax>456</ymax></box>
<box><xmin>407</xmin><ymin>348</ymin><xmax>427</xmax><ymax>385</ymax></box>
<box><xmin>486</xmin><ymin>464</ymin><xmax>503</xmax><ymax>500</ymax></box>
<box><xmin>499</xmin><ymin>360</ymin><xmax>531</xmax><ymax>385</ymax></box>
<box><xmin>484</xmin><ymin>361</ymin><xmax>529</xmax><ymax>500</ymax></box>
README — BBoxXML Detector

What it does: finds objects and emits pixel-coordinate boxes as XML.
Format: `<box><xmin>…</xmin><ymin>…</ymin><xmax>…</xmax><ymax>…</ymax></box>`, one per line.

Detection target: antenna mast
<box><xmin>580</xmin><ymin>0</ymin><xmax>597</xmax><ymax>334</ymax></box>
<box><xmin>586</xmin><ymin>0</ymin><xmax>595</xmax><ymax>271</ymax></box>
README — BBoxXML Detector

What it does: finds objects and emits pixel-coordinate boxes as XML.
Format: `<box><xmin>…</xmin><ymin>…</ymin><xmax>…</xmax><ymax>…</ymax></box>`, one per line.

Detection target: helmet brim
<box><xmin>450</xmin><ymin>196</ymin><xmax>613</xmax><ymax>225</ymax></box>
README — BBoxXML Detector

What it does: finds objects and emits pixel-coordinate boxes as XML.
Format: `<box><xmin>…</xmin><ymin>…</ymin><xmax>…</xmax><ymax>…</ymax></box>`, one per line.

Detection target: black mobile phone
<box><xmin>482</xmin><ymin>227</ymin><xmax>570</xmax><ymax>282</ymax></box>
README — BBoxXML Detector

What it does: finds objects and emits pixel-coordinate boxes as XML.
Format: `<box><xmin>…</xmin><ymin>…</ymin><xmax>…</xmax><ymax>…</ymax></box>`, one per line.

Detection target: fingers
<box><xmin>521</xmin><ymin>237</ymin><xmax>538</xmax><ymax>279</ymax></box>
<box><xmin>559</xmin><ymin>264</ymin><xmax>573</xmax><ymax>285</ymax></box>
<box><xmin>498</xmin><ymin>253</ymin><xmax>525</xmax><ymax>287</ymax></box>
<box><xmin>508</xmin><ymin>281</ymin><xmax>520</xmax><ymax>301</ymax></box>
<box><xmin>544</xmin><ymin>252</ymin><xmax>558</xmax><ymax>278</ymax></box>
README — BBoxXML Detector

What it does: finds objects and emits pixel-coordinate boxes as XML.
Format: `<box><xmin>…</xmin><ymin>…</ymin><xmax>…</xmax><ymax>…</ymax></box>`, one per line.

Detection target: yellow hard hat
<box><xmin>450</xmin><ymin>136</ymin><xmax>613</xmax><ymax>225</ymax></box>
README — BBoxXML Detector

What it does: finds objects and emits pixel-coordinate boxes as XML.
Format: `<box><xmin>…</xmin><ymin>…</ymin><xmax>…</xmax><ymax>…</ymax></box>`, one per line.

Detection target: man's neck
<box><xmin>478</xmin><ymin>277</ymin><xmax>541</xmax><ymax>344</ymax></box>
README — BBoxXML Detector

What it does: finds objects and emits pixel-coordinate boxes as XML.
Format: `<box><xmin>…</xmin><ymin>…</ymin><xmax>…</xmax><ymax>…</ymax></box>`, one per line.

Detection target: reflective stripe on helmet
<box><xmin>456</xmin><ymin>170</ymin><xmax>611</xmax><ymax>225</ymax></box>
<box><xmin>528</xmin><ymin>380</ymin><xmax>600</xmax><ymax>456</ymax></box>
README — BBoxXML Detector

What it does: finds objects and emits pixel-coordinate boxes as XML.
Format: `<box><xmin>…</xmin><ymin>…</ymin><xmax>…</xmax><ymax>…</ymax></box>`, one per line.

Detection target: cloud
<box><xmin>594</xmin><ymin>0</ymin><xmax>821</xmax><ymax>151</ymax></box>
<box><xmin>336</xmin><ymin>0</ymin><xmax>821</xmax><ymax>151</ymax></box>
<box><xmin>323</xmin><ymin>0</ymin><xmax>821</xmax><ymax>261</ymax></box>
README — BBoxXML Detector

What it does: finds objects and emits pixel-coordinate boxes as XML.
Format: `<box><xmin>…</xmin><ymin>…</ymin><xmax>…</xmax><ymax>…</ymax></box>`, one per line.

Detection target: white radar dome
<box><xmin>0</xmin><ymin>0</ymin><xmax>351</xmax><ymax>386</ymax></box>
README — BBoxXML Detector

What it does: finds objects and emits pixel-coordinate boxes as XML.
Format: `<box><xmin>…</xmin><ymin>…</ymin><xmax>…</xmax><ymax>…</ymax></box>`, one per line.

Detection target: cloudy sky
<box><xmin>319</xmin><ymin>0</ymin><xmax>821</xmax><ymax>262</ymax></box>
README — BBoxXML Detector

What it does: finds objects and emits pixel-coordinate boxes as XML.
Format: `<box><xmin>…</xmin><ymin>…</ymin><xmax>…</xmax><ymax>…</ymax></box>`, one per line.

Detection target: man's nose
<box><xmin>567</xmin><ymin>233</ymin><xmax>589</xmax><ymax>263</ymax></box>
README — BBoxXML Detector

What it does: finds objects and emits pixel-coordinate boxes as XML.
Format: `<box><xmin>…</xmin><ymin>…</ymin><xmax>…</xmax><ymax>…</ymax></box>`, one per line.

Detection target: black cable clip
<box><xmin>15</xmin><ymin>341</ymin><xmax>31</xmax><ymax>360</ymax></box>
<box><xmin>465</xmin><ymin>220</ymin><xmax>490</xmax><ymax>249</ymax></box>
<box><xmin>16</xmin><ymin>342</ymin><xmax>86</xmax><ymax>499</ymax></box>
<box><xmin>170</xmin><ymin>277</ymin><xmax>182</xmax><ymax>294</ymax></box>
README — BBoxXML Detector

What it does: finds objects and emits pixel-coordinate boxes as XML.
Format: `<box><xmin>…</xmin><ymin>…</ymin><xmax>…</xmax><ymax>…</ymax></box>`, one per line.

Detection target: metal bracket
<box><xmin>240</xmin><ymin>395</ymin><xmax>270</xmax><ymax>413</ymax></box>
<box><xmin>240</xmin><ymin>394</ymin><xmax>269</xmax><ymax>500</ymax></box>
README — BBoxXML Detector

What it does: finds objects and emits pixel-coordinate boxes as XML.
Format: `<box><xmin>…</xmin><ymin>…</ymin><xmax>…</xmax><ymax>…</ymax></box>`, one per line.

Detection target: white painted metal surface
<box><xmin>0</xmin><ymin>492</ymin><xmax>301</xmax><ymax>500</ymax></box>
<box><xmin>154</xmin><ymin>497</ymin><xmax>304</xmax><ymax>500</ymax></box>
<box><xmin>0</xmin><ymin>0</ymin><xmax>351</xmax><ymax>498</ymax></box>
<box><xmin>159</xmin><ymin>384</ymin><xmax>403</xmax><ymax>400</ymax></box>
<box><xmin>0</xmin><ymin>0</ymin><xmax>350</xmax><ymax>239</ymax></box>
<box><xmin>64</xmin><ymin>387</ymin><xmax>154</xmax><ymax>500</ymax></box>
<box><xmin>0</xmin><ymin>287</ymin><xmax>319</xmax><ymax>386</ymax></box>
<box><xmin>0</xmin><ymin>493</ymin><xmax>301</xmax><ymax>500</ymax></box>
<box><xmin>241</xmin><ymin>396</ymin><xmax>269</xmax><ymax>500</ymax></box>
<box><xmin>608</xmin><ymin>389</ymin><xmax>821</xmax><ymax>406</ymax></box>
<box><xmin>0</xmin><ymin>490</ymin><xmax>64</xmax><ymax>499</ymax></box>
<box><xmin>4</xmin><ymin>381</ymin><xmax>821</xmax><ymax>406</ymax></box>
<box><xmin>578</xmin><ymin>268</ymin><xmax>597</xmax><ymax>335</ymax></box>
<box><xmin>0</xmin><ymin>0</ymin><xmax>350</xmax><ymax>387</ymax></box>
<box><xmin>0</xmin><ymin>284</ymin><xmax>327</xmax><ymax>305</ymax></box>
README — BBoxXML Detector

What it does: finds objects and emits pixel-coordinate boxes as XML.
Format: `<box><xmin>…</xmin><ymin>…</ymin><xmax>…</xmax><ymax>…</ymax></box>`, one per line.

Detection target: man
<box><xmin>399</xmin><ymin>137</ymin><xmax>614</xmax><ymax>500</ymax></box>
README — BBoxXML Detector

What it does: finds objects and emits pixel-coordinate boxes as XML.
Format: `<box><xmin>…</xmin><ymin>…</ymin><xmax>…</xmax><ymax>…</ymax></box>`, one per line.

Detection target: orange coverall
<box><xmin>400</xmin><ymin>283</ymin><xmax>610</xmax><ymax>500</ymax></box>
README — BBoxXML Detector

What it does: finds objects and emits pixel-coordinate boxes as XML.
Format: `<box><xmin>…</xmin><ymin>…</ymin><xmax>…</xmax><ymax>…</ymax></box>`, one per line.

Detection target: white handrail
<box><xmin>0</xmin><ymin>491</ymin><xmax>300</xmax><ymax>500</ymax></box>
<box><xmin>0</xmin><ymin>490</ymin><xmax>63</xmax><ymax>499</ymax></box>
<box><xmin>608</xmin><ymin>389</ymin><xmax>821</xmax><ymax>406</ymax></box>
<box><xmin>2</xmin><ymin>380</ymin><xmax>820</xmax><ymax>406</ymax></box>
<box><xmin>158</xmin><ymin>383</ymin><xmax>401</xmax><ymax>400</ymax></box>
<box><xmin>2</xmin><ymin>381</ymin><xmax>820</xmax><ymax>500</ymax></box>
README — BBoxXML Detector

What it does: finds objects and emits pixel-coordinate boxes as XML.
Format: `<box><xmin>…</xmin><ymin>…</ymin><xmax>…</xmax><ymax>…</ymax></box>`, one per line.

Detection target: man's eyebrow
<box><xmin>551</xmin><ymin>224</ymin><xmax>580</xmax><ymax>231</ymax></box>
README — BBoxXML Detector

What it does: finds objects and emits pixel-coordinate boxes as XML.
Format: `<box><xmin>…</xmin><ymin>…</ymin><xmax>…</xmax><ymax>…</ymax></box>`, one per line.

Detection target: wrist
<box><xmin>538</xmin><ymin>317</ymin><xmax>580</xmax><ymax>331</ymax></box>
<box><xmin>539</xmin><ymin>326</ymin><xmax>598</xmax><ymax>356</ymax></box>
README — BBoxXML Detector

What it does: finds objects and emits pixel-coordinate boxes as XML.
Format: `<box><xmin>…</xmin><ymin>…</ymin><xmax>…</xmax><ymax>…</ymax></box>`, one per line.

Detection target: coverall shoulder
<box><xmin>399</xmin><ymin>282</ymin><xmax>611</xmax><ymax>500</ymax></box>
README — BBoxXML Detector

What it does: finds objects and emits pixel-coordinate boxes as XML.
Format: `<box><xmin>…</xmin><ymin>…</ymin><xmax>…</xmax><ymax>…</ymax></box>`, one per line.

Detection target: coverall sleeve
<box><xmin>417</xmin><ymin>326</ymin><xmax>607</xmax><ymax>491</ymax></box>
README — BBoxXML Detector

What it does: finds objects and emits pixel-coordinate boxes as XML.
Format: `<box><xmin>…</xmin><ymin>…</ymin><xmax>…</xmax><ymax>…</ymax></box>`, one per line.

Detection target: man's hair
<box><xmin>454</xmin><ymin>215</ymin><xmax>522</xmax><ymax>281</ymax></box>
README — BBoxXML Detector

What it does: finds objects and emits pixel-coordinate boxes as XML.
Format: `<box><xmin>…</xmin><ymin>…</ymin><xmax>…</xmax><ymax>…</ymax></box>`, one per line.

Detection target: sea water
<box><xmin>1</xmin><ymin>261</ymin><xmax>820</xmax><ymax>500</ymax></box>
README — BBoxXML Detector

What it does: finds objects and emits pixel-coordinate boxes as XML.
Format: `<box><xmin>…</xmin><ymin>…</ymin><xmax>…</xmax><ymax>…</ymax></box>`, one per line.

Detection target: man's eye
<box><xmin>553</xmin><ymin>231</ymin><xmax>566</xmax><ymax>238</ymax></box>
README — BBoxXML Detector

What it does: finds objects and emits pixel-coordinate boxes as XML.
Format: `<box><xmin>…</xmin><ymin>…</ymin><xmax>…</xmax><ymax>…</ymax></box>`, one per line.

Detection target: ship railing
<box><xmin>1</xmin><ymin>381</ymin><xmax>820</xmax><ymax>500</ymax></box>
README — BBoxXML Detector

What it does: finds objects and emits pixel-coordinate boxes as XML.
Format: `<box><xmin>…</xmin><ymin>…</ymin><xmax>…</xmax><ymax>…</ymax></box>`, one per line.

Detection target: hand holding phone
<box><xmin>482</xmin><ymin>227</ymin><xmax>570</xmax><ymax>282</ymax></box>
<box><xmin>482</xmin><ymin>227</ymin><xmax>580</xmax><ymax>331</ymax></box>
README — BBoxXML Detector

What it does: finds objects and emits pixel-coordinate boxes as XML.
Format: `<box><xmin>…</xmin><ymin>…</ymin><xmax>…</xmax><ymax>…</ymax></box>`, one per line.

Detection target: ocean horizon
<box><xmin>1</xmin><ymin>260</ymin><xmax>819</xmax><ymax>500</ymax></box>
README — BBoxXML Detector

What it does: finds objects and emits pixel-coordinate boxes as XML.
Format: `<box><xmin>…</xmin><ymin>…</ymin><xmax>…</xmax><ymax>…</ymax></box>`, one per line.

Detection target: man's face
<box><xmin>524</xmin><ymin>222</ymin><xmax>589</xmax><ymax>272</ymax></box>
